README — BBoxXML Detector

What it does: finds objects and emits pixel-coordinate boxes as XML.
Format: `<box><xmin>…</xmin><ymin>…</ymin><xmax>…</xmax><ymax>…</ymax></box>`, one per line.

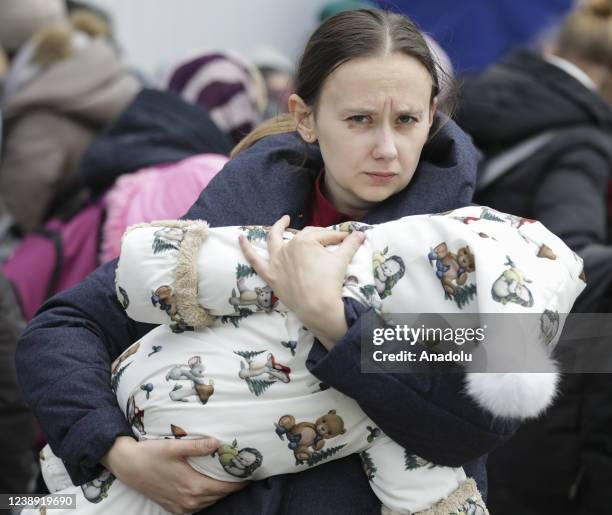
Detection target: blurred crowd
<box><xmin>1</xmin><ymin>0</ymin><xmax>612</xmax><ymax>514</ymax></box>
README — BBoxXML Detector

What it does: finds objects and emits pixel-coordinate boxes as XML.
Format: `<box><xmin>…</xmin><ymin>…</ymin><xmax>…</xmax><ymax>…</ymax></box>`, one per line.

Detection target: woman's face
<box><xmin>309</xmin><ymin>53</ymin><xmax>435</xmax><ymax>218</ymax></box>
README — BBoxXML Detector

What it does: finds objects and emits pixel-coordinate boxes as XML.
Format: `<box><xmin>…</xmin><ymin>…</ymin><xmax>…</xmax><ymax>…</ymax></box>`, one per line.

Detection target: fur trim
<box><xmin>32</xmin><ymin>23</ymin><xmax>73</xmax><ymax>67</ymax></box>
<box><xmin>465</xmin><ymin>371</ymin><xmax>559</xmax><ymax>419</ymax></box>
<box><xmin>0</xmin><ymin>46</ymin><xmax>8</xmax><ymax>77</ymax></box>
<box><xmin>382</xmin><ymin>478</ymin><xmax>488</xmax><ymax>515</ymax></box>
<box><xmin>124</xmin><ymin>219</ymin><xmax>206</xmax><ymax>234</ymax></box>
<box><xmin>116</xmin><ymin>220</ymin><xmax>217</xmax><ymax>327</ymax></box>
<box><xmin>30</xmin><ymin>9</ymin><xmax>109</xmax><ymax>68</ymax></box>
<box><xmin>421</xmin><ymin>478</ymin><xmax>487</xmax><ymax>515</ymax></box>
<box><xmin>70</xmin><ymin>9</ymin><xmax>111</xmax><ymax>39</ymax></box>
<box><xmin>171</xmin><ymin>221</ymin><xmax>218</xmax><ymax>328</ymax></box>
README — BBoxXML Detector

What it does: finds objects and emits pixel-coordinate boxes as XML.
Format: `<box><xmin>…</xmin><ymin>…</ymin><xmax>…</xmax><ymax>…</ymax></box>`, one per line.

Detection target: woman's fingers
<box><xmin>337</xmin><ymin>231</ymin><xmax>366</xmax><ymax>261</ymax></box>
<box><xmin>168</xmin><ymin>437</ymin><xmax>219</xmax><ymax>458</ymax></box>
<box><xmin>312</xmin><ymin>230</ymin><xmax>350</xmax><ymax>247</ymax></box>
<box><xmin>105</xmin><ymin>437</ymin><xmax>244</xmax><ymax>514</ymax></box>
<box><xmin>267</xmin><ymin>214</ymin><xmax>291</xmax><ymax>254</ymax></box>
<box><xmin>239</xmin><ymin>234</ymin><xmax>270</xmax><ymax>279</ymax></box>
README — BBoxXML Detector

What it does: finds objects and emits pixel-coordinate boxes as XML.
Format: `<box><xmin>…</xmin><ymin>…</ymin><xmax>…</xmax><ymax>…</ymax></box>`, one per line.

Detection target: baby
<box><xmin>30</xmin><ymin>206</ymin><xmax>585</xmax><ymax>515</ymax></box>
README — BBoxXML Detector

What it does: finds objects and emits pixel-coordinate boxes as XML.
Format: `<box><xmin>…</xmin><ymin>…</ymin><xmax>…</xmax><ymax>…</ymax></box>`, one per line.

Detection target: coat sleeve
<box><xmin>306</xmin><ymin>299</ymin><xmax>519</xmax><ymax>467</ymax></box>
<box><xmin>15</xmin><ymin>259</ymin><xmax>157</xmax><ymax>485</ymax></box>
<box><xmin>531</xmin><ymin>146</ymin><xmax>612</xmax><ymax>312</ymax></box>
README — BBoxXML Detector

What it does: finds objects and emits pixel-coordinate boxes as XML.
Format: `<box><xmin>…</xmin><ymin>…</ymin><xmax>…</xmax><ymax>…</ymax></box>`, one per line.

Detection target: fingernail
<box><xmin>206</xmin><ymin>438</ymin><xmax>218</xmax><ymax>450</ymax></box>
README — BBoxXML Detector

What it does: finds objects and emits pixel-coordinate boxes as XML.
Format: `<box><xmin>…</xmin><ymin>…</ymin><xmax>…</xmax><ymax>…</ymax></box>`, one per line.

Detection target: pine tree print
<box><xmin>236</xmin><ymin>263</ymin><xmax>257</xmax><ymax>279</ymax></box>
<box><xmin>234</xmin><ymin>350</ymin><xmax>266</xmax><ymax>361</ymax></box>
<box><xmin>480</xmin><ymin>208</ymin><xmax>505</xmax><ymax>223</ymax></box>
<box><xmin>448</xmin><ymin>283</ymin><xmax>477</xmax><ymax>309</ymax></box>
<box><xmin>246</xmin><ymin>378</ymin><xmax>277</xmax><ymax>396</ymax></box>
<box><xmin>240</xmin><ymin>226</ymin><xmax>268</xmax><ymax>241</ymax></box>
<box><xmin>300</xmin><ymin>444</ymin><xmax>347</xmax><ymax>467</ymax></box>
<box><xmin>152</xmin><ymin>238</ymin><xmax>179</xmax><ymax>255</ymax></box>
<box><xmin>404</xmin><ymin>451</ymin><xmax>436</xmax><ymax>470</ymax></box>
<box><xmin>221</xmin><ymin>308</ymin><xmax>254</xmax><ymax>328</ymax></box>
<box><xmin>110</xmin><ymin>362</ymin><xmax>132</xmax><ymax>394</ymax></box>
<box><xmin>404</xmin><ymin>452</ymin><xmax>419</xmax><ymax>470</ymax></box>
<box><xmin>360</xmin><ymin>284</ymin><xmax>377</xmax><ymax>300</ymax></box>
<box><xmin>360</xmin><ymin>450</ymin><xmax>377</xmax><ymax>481</ymax></box>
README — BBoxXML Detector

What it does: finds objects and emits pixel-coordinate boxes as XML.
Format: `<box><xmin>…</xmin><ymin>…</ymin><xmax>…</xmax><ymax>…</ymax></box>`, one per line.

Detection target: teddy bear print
<box><xmin>151</xmin><ymin>285</ymin><xmax>193</xmax><ymax>333</ymax></box>
<box><xmin>275</xmin><ymin>410</ymin><xmax>346</xmax><ymax>463</ymax></box>
<box><xmin>428</xmin><ymin>243</ymin><xmax>476</xmax><ymax>296</ymax></box>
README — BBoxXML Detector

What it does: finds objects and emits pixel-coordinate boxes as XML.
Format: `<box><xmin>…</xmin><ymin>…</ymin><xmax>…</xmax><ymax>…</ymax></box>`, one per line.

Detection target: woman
<box><xmin>16</xmin><ymin>9</ymin><xmax>519</xmax><ymax>514</ymax></box>
<box><xmin>455</xmin><ymin>0</ymin><xmax>612</xmax><ymax>512</ymax></box>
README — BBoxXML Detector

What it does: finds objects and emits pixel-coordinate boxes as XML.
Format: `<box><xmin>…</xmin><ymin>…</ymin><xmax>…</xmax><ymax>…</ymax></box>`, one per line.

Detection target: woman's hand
<box><xmin>238</xmin><ymin>215</ymin><xmax>365</xmax><ymax>350</ymax></box>
<box><xmin>102</xmin><ymin>436</ymin><xmax>248</xmax><ymax>514</ymax></box>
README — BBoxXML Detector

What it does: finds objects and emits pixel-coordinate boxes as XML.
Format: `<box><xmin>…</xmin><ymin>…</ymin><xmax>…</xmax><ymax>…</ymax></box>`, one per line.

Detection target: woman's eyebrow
<box><xmin>339</xmin><ymin>107</ymin><xmax>378</xmax><ymax>115</ymax></box>
<box><xmin>339</xmin><ymin>107</ymin><xmax>425</xmax><ymax>116</ymax></box>
<box><xmin>397</xmin><ymin>109</ymin><xmax>425</xmax><ymax>117</ymax></box>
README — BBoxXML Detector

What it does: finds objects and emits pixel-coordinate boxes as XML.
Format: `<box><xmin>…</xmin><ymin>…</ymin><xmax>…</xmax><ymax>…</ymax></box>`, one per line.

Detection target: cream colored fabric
<box><xmin>0</xmin><ymin>0</ymin><xmax>66</xmax><ymax>52</ymax></box>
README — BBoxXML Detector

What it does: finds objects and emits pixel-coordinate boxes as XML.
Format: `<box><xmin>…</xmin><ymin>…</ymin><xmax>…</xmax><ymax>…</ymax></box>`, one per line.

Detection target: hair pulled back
<box><xmin>232</xmin><ymin>8</ymin><xmax>444</xmax><ymax>157</ymax></box>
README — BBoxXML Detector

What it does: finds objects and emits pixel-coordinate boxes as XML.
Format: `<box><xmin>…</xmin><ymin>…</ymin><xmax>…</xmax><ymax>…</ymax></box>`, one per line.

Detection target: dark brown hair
<box><xmin>232</xmin><ymin>8</ymin><xmax>450</xmax><ymax>157</ymax></box>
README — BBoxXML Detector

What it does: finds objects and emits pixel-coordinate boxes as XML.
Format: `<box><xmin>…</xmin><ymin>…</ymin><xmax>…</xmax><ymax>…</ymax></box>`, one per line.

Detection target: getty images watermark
<box><xmin>360</xmin><ymin>312</ymin><xmax>612</xmax><ymax>374</ymax></box>
<box><xmin>371</xmin><ymin>323</ymin><xmax>486</xmax><ymax>364</ymax></box>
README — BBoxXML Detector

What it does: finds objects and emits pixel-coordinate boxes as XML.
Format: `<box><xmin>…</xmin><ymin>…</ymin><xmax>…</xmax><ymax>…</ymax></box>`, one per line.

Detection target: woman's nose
<box><xmin>372</xmin><ymin>125</ymin><xmax>399</xmax><ymax>160</ymax></box>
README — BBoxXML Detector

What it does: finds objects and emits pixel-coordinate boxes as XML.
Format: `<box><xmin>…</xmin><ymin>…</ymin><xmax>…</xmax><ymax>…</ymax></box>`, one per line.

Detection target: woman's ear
<box><xmin>288</xmin><ymin>93</ymin><xmax>317</xmax><ymax>143</ymax></box>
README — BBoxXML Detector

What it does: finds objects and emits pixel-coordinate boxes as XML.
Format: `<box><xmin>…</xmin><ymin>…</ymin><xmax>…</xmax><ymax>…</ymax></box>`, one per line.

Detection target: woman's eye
<box><xmin>397</xmin><ymin>115</ymin><xmax>417</xmax><ymax>125</ymax></box>
<box><xmin>347</xmin><ymin>115</ymin><xmax>371</xmax><ymax>124</ymax></box>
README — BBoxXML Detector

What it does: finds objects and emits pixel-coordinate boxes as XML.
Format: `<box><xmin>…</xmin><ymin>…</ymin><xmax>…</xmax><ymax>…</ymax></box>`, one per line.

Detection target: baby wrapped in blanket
<box><xmin>32</xmin><ymin>206</ymin><xmax>585</xmax><ymax>515</ymax></box>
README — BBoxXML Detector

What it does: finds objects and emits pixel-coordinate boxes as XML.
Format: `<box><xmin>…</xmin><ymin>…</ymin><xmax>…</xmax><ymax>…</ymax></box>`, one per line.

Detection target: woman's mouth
<box><xmin>364</xmin><ymin>172</ymin><xmax>398</xmax><ymax>184</ymax></box>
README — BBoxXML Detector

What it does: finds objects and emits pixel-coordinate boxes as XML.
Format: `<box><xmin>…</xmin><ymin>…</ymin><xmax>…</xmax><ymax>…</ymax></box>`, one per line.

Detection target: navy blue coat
<box><xmin>16</xmin><ymin>115</ymin><xmax>517</xmax><ymax>513</ymax></box>
<box><xmin>79</xmin><ymin>88</ymin><xmax>233</xmax><ymax>193</ymax></box>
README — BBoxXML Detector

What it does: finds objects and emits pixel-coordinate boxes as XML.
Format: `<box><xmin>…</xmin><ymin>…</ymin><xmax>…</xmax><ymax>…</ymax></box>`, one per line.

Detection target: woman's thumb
<box><xmin>339</xmin><ymin>231</ymin><xmax>365</xmax><ymax>260</ymax></box>
<box><xmin>172</xmin><ymin>438</ymin><xmax>219</xmax><ymax>457</ymax></box>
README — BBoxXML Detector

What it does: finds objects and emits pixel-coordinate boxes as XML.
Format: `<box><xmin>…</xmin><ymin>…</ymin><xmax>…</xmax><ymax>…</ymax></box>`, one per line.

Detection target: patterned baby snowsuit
<box><xmin>30</xmin><ymin>206</ymin><xmax>585</xmax><ymax>515</ymax></box>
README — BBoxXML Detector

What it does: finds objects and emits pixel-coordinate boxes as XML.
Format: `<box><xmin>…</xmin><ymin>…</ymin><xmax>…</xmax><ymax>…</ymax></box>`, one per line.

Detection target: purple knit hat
<box><xmin>164</xmin><ymin>50</ymin><xmax>264</xmax><ymax>145</ymax></box>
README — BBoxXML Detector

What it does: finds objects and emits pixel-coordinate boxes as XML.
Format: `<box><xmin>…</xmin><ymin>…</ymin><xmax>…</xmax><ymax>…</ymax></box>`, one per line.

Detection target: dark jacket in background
<box><xmin>457</xmin><ymin>50</ymin><xmax>612</xmax><ymax>313</ymax></box>
<box><xmin>0</xmin><ymin>273</ymin><xmax>35</xmax><ymax>496</ymax></box>
<box><xmin>456</xmin><ymin>50</ymin><xmax>612</xmax><ymax>515</ymax></box>
<box><xmin>79</xmin><ymin>88</ymin><xmax>233</xmax><ymax>194</ymax></box>
<box><xmin>16</xmin><ymin>116</ymin><xmax>517</xmax><ymax>514</ymax></box>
